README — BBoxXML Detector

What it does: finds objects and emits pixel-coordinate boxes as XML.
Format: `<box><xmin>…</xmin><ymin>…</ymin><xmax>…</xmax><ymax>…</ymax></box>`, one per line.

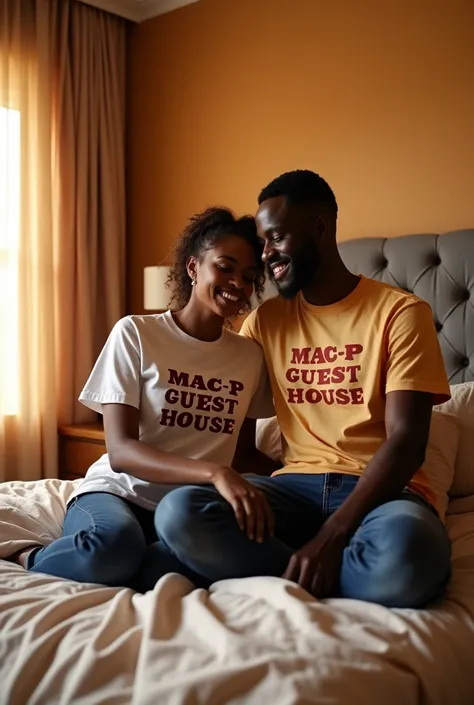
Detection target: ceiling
<box><xmin>79</xmin><ymin>0</ymin><xmax>202</xmax><ymax>22</ymax></box>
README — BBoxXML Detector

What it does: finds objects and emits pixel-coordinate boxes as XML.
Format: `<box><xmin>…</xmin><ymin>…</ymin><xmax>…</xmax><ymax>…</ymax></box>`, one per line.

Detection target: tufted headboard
<box><xmin>338</xmin><ymin>230</ymin><xmax>474</xmax><ymax>384</ymax></box>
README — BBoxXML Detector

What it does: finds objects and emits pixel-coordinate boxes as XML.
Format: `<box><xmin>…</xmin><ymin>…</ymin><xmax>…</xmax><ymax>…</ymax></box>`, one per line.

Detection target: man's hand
<box><xmin>282</xmin><ymin>519</ymin><xmax>350</xmax><ymax>598</ymax></box>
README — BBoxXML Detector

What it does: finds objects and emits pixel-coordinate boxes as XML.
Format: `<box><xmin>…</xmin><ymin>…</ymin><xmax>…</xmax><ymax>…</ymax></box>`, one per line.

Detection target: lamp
<box><xmin>144</xmin><ymin>265</ymin><xmax>171</xmax><ymax>311</ymax></box>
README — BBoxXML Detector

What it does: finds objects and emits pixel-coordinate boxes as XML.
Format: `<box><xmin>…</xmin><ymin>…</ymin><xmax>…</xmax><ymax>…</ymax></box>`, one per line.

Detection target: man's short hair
<box><xmin>258</xmin><ymin>169</ymin><xmax>338</xmax><ymax>213</ymax></box>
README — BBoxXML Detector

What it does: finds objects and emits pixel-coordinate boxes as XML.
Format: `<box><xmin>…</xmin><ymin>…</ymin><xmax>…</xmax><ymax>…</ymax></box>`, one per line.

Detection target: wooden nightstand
<box><xmin>58</xmin><ymin>423</ymin><xmax>106</xmax><ymax>481</ymax></box>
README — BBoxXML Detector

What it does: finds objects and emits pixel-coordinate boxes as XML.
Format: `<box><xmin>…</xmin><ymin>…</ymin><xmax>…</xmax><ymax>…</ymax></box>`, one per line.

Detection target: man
<box><xmin>155</xmin><ymin>170</ymin><xmax>451</xmax><ymax>608</ymax></box>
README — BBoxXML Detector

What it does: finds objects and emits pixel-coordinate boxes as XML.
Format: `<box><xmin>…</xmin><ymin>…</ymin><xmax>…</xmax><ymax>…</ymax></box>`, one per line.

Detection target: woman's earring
<box><xmin>191</xmin><ymin>277</ymin><xmax>196</xmax><ymax>287</ymax></box>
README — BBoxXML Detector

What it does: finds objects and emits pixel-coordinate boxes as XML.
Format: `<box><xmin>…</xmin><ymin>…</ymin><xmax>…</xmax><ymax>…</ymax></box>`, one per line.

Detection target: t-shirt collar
<box><xmin>300</xmin><ymin>275</ymin><xmax>366</xmax><ymax>315</ymax></box>
<box><xmin>164</xmin><ymin>309</ymin><xmax>227</xmax><ymax>348</ymax></box>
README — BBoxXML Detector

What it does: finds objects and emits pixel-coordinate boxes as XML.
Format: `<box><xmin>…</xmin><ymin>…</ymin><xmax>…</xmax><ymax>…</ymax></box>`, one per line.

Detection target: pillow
<box><xmin>0</xmin><ymin>478</ymin><xmax>78</xmax><ymax>559</ymax></box>
<box><xmin>435</xmin><ymin>382</ymin><xmax>474</xmax><ymax>498</ymax></box>
<box><xmin>256</xmin><ymin>416</ymin><xmax>282</xmax><ymax>461</ymax></box>
<box><xmin>256</xmin><ymin>410</ymin><xmax>459</xmax><ymax>521</ymax></box>
<box><xmin>424</xmin><ymin>411</ymin><xmax>458</xmax><ymax>520</ymax></box>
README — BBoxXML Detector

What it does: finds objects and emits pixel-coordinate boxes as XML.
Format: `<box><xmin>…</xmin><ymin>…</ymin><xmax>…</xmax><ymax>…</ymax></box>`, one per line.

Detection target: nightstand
<box><xmin>58</xmin><ymin>423</ymin><xmax>106</xmax><ymax>481</ymax></box>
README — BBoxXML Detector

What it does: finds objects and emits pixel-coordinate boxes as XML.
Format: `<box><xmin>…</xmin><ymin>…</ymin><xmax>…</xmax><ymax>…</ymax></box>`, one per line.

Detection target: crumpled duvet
<box><xmin>0</xmin><ymin>479</ymin><xmax>473</xmax><ymax>705</ymax></box>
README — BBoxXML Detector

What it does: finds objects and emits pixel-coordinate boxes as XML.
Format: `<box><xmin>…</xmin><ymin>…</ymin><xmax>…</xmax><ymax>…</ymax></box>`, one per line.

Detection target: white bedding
<box><xmin>0</xmin><ymin>479</ymin><xmax>474</xmax><ymax>705</ymax></box>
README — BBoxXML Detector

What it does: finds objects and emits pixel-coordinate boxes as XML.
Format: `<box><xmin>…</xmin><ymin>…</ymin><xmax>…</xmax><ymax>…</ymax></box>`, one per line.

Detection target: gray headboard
<box><xmin>338</xmin><ymin>230</ymin><xmax>474</xmax><ymax>384</ymax></box>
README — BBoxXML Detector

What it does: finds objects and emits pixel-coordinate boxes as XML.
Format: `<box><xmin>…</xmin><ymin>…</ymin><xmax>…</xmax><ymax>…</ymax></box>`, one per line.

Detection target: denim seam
<box><xmin>322</xmin><ymin>474</ymin><xmax>330</xmax><ymax>520</ymax></box>
<box><xmin>31</xmin><ymin>500</ymin><xmax>97</xmax><ymax>571</ymax></box>
<box><xmin>73</xmin><ymin>501</ymin><xmax>98</xmax><ymax>533</ymax></box>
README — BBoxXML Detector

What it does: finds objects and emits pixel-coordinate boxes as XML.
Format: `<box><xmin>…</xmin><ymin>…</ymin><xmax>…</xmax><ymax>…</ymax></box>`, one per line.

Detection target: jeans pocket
<box><xmin>339</xmin><ymin>473</ymin><xmax>359</xmax><ymax>496</ymax></box>
<box><xmin>327</xmin><ymin>474</ymin><xmax>359</xmax><ymax>516</ymax></box>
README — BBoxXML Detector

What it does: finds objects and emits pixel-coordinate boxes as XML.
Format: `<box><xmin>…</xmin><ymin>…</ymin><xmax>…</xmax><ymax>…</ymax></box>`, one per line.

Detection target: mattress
<box><xmin>0</xmin><ymin>480</ymin><xmax>473</xmax><ymax>705</ymax></box>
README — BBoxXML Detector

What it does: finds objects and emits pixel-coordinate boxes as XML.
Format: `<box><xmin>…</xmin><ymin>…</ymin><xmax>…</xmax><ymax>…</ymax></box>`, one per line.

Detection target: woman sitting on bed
<box><xmin>12</xmin><ymin>208</ymin><xmax>277</xmax><ymax>591</ymax></box>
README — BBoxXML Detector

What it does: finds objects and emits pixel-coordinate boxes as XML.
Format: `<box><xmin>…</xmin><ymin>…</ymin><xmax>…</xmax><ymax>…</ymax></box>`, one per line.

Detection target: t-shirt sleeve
<box><xmin>79</xmin><ymin>317</ymin><xmax>142</xmax><ymax>414</ymax></box>
<box><xmin>385</xmin><ymin>300</ymin><xmax>450</xmax><ymax>405</ymax></box>
<box><xmin>239</xmin><ymin>309</ymin><xmax>261</xmax><ymax>344</ymax></box>
<box><xmin>240</xmin><ymin>311</ymin><xmax>274</xmax><ymax>418</ymax></box>
<box><xmin>246</xmin><ymin>352</ymin><xmax>275</xmax><ymax>419</ymax></box>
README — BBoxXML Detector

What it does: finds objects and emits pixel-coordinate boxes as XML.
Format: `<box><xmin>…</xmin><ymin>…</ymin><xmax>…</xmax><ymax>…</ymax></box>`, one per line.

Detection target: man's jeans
<box><xmin>154</xmin><ymin>473</ymin><xmax>451</xmax><ymax>607</ymax></box>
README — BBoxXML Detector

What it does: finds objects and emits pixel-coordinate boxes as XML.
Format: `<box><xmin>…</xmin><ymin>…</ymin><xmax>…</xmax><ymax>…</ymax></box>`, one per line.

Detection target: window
<box><xmin>0</xmin><ymin>106</ymin><xmax>20</xmax><ymax>415</ymax></box>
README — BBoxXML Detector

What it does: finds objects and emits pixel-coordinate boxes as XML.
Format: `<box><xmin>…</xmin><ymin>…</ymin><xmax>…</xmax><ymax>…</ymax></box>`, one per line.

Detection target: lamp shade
<box><xmin>144</xmin><ymin>265</ymin><xmax>171</xmax><ymax>310</ymax></box>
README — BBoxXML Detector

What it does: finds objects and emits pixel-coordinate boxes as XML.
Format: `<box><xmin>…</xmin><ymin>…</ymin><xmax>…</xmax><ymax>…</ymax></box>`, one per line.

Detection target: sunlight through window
<box><xmin>0</xmin><ymin>106</ymin><xmax>20</xmax><ymax>415</ymax></box>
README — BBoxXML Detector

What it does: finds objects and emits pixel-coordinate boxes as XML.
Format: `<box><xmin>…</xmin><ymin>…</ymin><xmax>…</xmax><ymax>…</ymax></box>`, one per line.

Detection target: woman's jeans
<box><xmin>28</xmin><ymin>474</ymin><xmax>451</xmax><ymax>607</ymax></box>
<box><xmin>27</xmin><ymin>492</ymin><xmax>202</xmax><ymax>590</ymax></box>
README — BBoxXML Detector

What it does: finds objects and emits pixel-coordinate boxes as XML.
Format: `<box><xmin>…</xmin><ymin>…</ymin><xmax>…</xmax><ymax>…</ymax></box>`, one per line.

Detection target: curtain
<box><xmin>0</xmin><ymin>0</ymin><xmax>126</xmax><ymax>482</ymax></box>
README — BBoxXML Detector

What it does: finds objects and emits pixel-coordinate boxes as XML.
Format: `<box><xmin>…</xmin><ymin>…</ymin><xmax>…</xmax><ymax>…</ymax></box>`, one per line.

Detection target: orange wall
<box><xmin>127</xmin><ymin>0</ymin><xmax>474</xmax><ymax>313</ymax></box>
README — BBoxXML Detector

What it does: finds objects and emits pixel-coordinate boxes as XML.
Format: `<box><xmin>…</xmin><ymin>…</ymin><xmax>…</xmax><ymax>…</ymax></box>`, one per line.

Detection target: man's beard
<box><xmin>268</xmin><ymin>246</ymin><xmax>320</xmax><ymax>300</ymax></box>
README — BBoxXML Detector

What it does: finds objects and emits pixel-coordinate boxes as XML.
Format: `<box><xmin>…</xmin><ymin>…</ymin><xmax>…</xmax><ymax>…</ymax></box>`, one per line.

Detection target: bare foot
<box><xmin>9</xmin><ymin>547</ymin><xmax>35</xmax><ymax>569</ymax></box>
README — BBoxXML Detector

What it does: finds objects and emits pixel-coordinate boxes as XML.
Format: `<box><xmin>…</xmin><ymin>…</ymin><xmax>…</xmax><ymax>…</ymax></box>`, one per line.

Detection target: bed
<box><xmin>1</xmin><ymin>229</ymin><xmax>473</xmax><ymax>705</ymax></box>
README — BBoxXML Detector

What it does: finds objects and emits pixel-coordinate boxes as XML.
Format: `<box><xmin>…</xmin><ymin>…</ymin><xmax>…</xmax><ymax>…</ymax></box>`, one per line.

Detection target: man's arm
<box><xmin>233</xmin><ymin>418</ymin><xmax>282</xmax><ymax>477</ymax></box>
<box><xmin>283</xmin><ymin>390</ymin><xmax>434</xmax><ymax>596</ymax></box>
<box><xmin>283</xmin><ymin>299</ymin><xmax>449</xmax><ymax>596</ymax></box>
<box><xmin>326</xmin><ymin>389</ymin><xmax>433</xmax><ymax>533</ymax></box>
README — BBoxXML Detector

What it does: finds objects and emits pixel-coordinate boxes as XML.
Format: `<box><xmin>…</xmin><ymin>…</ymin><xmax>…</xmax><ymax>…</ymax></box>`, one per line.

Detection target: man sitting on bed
<box><xmin>154</xmin><ymin>169</ymin><xmax>452</xmax><ymax>608</ymax></box>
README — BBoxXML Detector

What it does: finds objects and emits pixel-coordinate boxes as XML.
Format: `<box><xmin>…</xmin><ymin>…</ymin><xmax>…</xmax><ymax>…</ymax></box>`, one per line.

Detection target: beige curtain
<box><xmin>0</xmin><ymin>0</ymin><xmax>126</xmax><ymax>482</ymax></box>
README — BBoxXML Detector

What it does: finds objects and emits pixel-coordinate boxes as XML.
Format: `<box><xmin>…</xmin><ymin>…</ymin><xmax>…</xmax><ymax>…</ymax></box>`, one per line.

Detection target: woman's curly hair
<box><xmin>167</xmin><ymin>207</ymin><xmax>266</xmax><ymax>314</ymax></box>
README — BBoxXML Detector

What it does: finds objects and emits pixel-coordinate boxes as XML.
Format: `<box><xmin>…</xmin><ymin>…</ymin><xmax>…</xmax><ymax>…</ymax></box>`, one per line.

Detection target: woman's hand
<box><xmin>211</xmin><ymin>466</ymin><xmax>274</xmax><ymax>543</ymax></box>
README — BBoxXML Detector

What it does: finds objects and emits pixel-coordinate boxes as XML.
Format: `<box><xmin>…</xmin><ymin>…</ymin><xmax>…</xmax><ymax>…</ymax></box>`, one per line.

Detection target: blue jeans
<box><xmin>153</xmin><ymin>473</ymin><xmax>452</xmax><ymax>608</ymax></box>
<box><xmin>27</xmin><ymin>492</ymin><xmax>202</xmax><ymax>591</ymax></box>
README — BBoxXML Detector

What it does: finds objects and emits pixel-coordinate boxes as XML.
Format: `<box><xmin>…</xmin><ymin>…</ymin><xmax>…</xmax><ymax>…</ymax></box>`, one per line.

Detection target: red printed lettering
<box><xmin>168</xmin><ymin>369</ymin><xmax>189</xmax><ymax>387</ymax></box>
<box><xmin>195</xmin><ymin>394</ymin><xmax>213</xmax><ymax>411</ymax></box>
<box><xmin>346</xmin><ymin>365</ymin><xmax>361</xmax><ymax>383</ymax></box>
<box><xmin>287</xmin><ymin>387</ymin><xmax>363</xmax><ymax>405</ymax></box>
<box><xmin>291</xmin><ymin>347</ymin><xmax>311</xmax><ymax>364</ymax></box>
<box><xmin>207</xmin><ymin>378</ymin><xmax>222</xmax><ymax>392</ymax></box>
<box><xmin>286</xmin><ymin>368</ymin><xmax>300</xmax><ymax>383</ymax></box>
<box><xmin>344</xmin><ymin>344</ymin><xmax>363</xmax><ymax>361</ymax></box>
<box><xmin>310</xmin><ymin>348</ymin><xmax>326</xmax><ymax>365</ymax></box>
<box><xmin>168</xmin><ymin>370</ymin><xmax>230</xmax><ymax>394</ymax></box>
<box><xmin>164</xmin><ymin>388</ymin><xmax>179</xmax><ymax>404</ymax></box>
<box><xmin>285</xmin><ymin>344</ymin><xmax>365</xmax><ymax>408</ymax></box>
<box><xmin>287</xmin><ymin>388</ymin><xmax>304</xmax><ymax>404</ymax></box>
<box><xmin>324</xmin><ymin>346</ymin><xmax>338</xmax><ymax>363</ymax></box>
<box><xmin>349</xmin><ymin>387</ymin><xmax>364</xmax><ymax>404</ymax></box>
<box><xmin>229</xmin><ymin>380</ymin><xmax>244</xmax><ymax>396</ymax></box>
<box><xmin>317</xmin><ymin>368</ymin><xmax>331</xmax><ymax>385</ymax></box>
<box><xmin>226</xmin><ymin>399</ymin><xmax>238</xmax><ymax>415</ymax></box>
<box><xmin>211</xmin><ymin>396</ymin><xmax>224</xmax><ymax>413</ymax></box>
<box><xmin>194</xmin><ymin>414</ymin><xmax>210</xmax><ymax>431</ymax></box>
<box><xmin>331</xmin><ymin>366</ymin><xmax>345</xmax><ymax>384</ymax></box>
<box><xmin>176</xmin><ymin>412</ymin><xmax>193</xmax><ymax>428</ymax></box>
<box><xmin>222</xmin><ymin>418</ymin><xmax>236</xmax><ymax>435</ymax></box>
<box><xmin>302</xmin><ymin>369</ymin><xmax>317</xmax><ymax>385</ymax></box>
<box><xmin>190</xmin><ymin>375</ymin><xmax>207</xmax><ymax>391</ymax></box>
<box><xmin>160</xmin><ymin>408</ymin><xmax>178</xmax><ymax>426</ymax></box>
<box><xmin>180</xmin><ymin>391</ymin><xmax>195</xmax><ymax>409</ymax></box>
<box><xmin>285</xmin><ymin>366</ymin><xmax>358</xmax><ymax>385</ymax></box>
<box><xmin>321</xmin><ymin>389</ymin><xmax>335</xmax><ymax>405</ymax></box>
<box><xmin>209</xmin><ymin>417</ymin><xmax>224</xmax><ymax>433</ymax></box>
<box><xmin>335</xmin><ymin>389</ymin><xmax>351</xmax><ymax>405</ymax></box>
<box><xmin>306</xmin><ymin>389</ymin><xmax>322</xmax><ymax>403</ymax></box>
<box><xmin>210</xmin><ymin>396</ymin><xmax>237</xmax><ymax>414</ymax></box>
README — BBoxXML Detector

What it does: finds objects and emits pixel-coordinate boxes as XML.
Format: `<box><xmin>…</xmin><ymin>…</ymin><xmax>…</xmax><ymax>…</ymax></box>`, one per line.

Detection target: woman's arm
<box><xmin>103</xmin><ymin>403</ymin><xmax>275</xmax><ymax>542</ymax></box>
<box><xmin>103</xmin><ymin>403</ymin><xmax>223</xmax><ymax>484</ymax></box>
<box><xmin>233</xmin><ymin>418</ymin><xmax>282</xmax><ymax>477</ymax></box>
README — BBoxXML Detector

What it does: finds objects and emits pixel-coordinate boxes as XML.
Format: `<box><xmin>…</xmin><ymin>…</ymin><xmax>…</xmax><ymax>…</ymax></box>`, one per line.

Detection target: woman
<box><xmin>14</xmin><ymin>208</ymin><xmax>276</xmax><ymax>591</ymax></box>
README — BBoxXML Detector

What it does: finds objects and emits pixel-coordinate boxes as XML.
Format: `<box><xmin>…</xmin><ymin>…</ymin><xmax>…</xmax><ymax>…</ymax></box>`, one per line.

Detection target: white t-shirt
<box><xmin>68</xmin><ymin>311</ymin><xmax>273</xmax><ymax>511</ymax></box>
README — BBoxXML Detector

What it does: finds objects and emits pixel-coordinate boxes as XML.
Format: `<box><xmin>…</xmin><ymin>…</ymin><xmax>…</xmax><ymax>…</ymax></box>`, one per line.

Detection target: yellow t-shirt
<box><xmin>240</xmin><ymin>276</ymin><xmax>450</xmax><ymax>509</ymax></box>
